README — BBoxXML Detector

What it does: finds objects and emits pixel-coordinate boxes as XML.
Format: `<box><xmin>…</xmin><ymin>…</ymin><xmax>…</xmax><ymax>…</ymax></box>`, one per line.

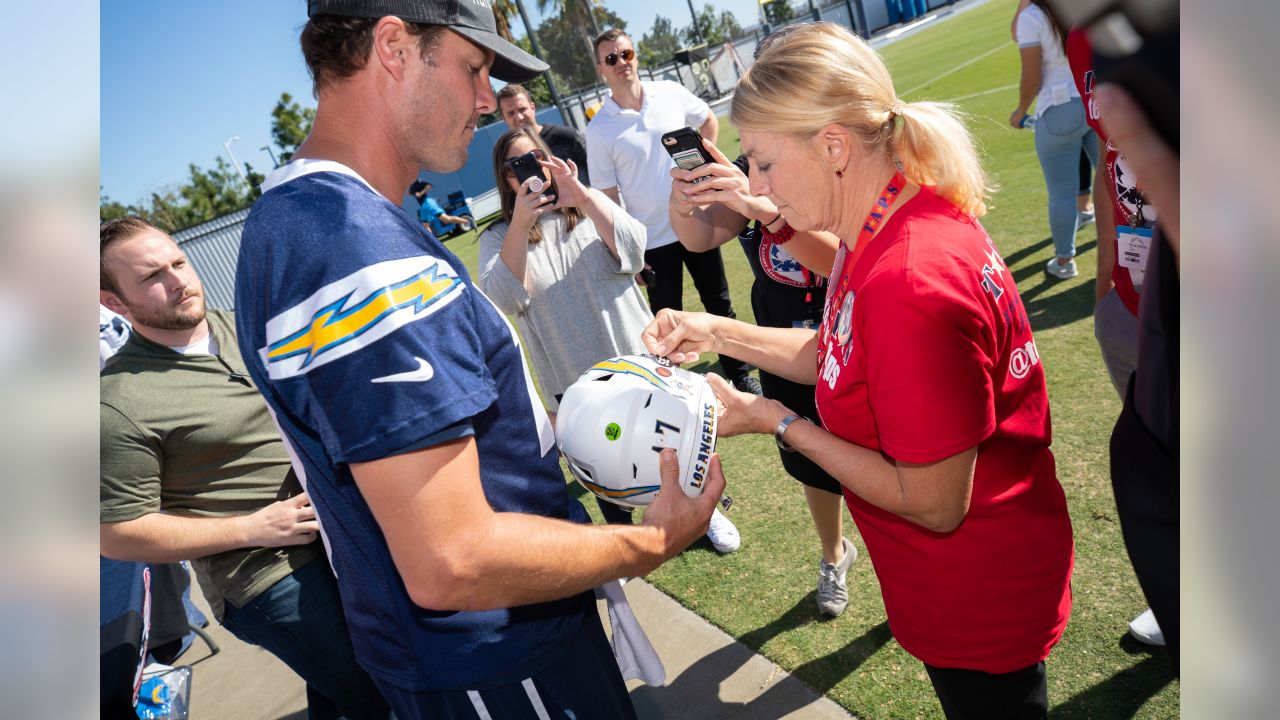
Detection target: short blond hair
<box><xmin>732</xmin><ymin>23</ymin><xmax>991</xmax><ymax>216</ymax></box>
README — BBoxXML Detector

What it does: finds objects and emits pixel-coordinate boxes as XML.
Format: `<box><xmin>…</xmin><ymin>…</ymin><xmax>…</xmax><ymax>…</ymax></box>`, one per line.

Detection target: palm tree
<box><xmin>492</xmin><ymin>0</ymin><xmax>517</xmax><ymax>43</ymax></box>
<box><xmin>536</xmin><ymin>0</ymin><xmax>601</xmax><ymax>64</ymax></box>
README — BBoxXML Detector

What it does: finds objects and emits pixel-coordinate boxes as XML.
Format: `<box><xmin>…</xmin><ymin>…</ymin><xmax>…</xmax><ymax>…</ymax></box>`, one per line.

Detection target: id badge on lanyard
<box><xmin>1117</xmin><ymin>225</ymin><xmax>1153</xmax><ymax>285</ymax></box>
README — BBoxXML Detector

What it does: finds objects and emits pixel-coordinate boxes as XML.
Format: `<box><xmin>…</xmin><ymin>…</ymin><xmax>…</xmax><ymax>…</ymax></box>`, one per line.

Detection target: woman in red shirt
<box><xmin>643</xmin><ymin>23</ymin><xmax>1074</xmax><ymax>719</ymax></box>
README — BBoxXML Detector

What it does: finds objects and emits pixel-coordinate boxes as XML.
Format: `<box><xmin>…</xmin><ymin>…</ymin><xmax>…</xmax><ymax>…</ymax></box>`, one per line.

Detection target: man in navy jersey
<box><xmin>234</xmin><ymin>2</ymin><xmax>726</xmax><ymax>718</ymax></box>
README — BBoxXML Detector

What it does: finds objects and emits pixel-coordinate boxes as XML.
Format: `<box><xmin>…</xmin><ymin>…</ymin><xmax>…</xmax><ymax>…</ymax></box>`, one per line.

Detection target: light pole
<box><xmin>514</xmin><ymin>0</ymin><xmax>574</xmax><ymax>129</ymax></box>
<box><xmin>686</xmin><ymin>0</ymin><xmax>705</xmax><ymax>45</ymax></box>
<box><xmin>223</xmin><ymin>136</ymin><xmax>248</xmax><ymax>185</ymax></box>
<box><xmin>260</xmin><ymin>145</ymin><xmax>279</xmax><ymax>168</ymax></box>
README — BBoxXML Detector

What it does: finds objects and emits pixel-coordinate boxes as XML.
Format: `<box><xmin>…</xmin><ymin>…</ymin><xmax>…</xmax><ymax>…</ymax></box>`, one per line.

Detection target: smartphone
<box><xmin>638</xmin><ymin>266</ymin><xmax>657</xmax><ymax>286</ymax></box>
<box><xmin>1045</xmin><ymin>0</ymin><xmax>1178</xmax><ymax>151</ymax></box>
<box><xmin>506</xmin><ymin>151</ymin><xmax>557</xmax><ymax>203</ymax></box>
<box><xmin>661</xmin><ymin>127</ymin><xmax>716</xmax><ymax>184</ymax></box>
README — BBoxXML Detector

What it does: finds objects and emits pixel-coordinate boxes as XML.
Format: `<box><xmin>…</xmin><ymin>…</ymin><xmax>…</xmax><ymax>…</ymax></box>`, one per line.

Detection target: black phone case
<box><xmin>508</xmin><ymin>151</ymin><xmax>557</xmax><ymax>202</ymax></box>
<box><xmin>661</xmin><ymin>128</ymin><xmax>715</xmax><ymax>183</ymax></box>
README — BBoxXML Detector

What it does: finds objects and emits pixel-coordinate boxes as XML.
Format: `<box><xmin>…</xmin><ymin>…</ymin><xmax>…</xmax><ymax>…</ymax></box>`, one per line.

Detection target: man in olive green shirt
<box><xmin>99</xmin><ymin>217</ymin><xmax>388</xmax><ymax>719</ymax></box>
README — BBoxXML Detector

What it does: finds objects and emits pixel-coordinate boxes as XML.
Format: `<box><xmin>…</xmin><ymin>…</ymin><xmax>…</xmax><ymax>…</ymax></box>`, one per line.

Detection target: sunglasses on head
<box><xmin>502</xmin><ymin>147</ymin><xmax>546</xmax><ymax>178</ymax></box>
<box><xmin>602</xmin><ymin>48</ymin><xmax>635</xmax><ymax>66</ymax></box>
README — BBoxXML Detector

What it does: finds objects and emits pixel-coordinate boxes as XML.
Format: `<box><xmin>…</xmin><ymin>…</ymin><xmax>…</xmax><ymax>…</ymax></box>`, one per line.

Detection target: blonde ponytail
<box><xmin>893</xmin><ymin>101</ymin><xmax>991</xmax><ymax>216</ymax></box>
<box><xmin>733</xmin><ymin>23</ymin><xmax>992</xmax><ymax>217</ymax></box>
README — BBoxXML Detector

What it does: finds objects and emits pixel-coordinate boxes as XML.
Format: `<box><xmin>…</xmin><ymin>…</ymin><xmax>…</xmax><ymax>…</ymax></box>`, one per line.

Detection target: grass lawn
<box><xmin>445</xmin><ymin>1</ymin><xmax>1178</xmax><ymax>715</ymax></box>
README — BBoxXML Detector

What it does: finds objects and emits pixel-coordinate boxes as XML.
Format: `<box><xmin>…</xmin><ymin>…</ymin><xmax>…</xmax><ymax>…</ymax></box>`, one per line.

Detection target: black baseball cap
<box><xmin>307</xmin><ymin>0</ymin><xmax>549</xmax><ymax>82</ymax></box>
<box><xmin>408</xmin><ymin>179</ymin><xmax>431</xmax><ymax>194</ymax></box>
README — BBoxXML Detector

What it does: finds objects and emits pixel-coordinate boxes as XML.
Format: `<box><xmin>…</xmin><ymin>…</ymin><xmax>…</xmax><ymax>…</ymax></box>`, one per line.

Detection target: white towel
<box><xmin>595</xmin><ymin>579</ymin><xmax>666</xmax><ymax>686</ymax></box>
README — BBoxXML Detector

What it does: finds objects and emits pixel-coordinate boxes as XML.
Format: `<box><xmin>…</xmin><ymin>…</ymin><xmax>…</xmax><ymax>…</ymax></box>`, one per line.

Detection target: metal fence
<box><xmin>172</xmin><ymin>208</ymin><xmax>251</xmax><ymax>311</ymax></box>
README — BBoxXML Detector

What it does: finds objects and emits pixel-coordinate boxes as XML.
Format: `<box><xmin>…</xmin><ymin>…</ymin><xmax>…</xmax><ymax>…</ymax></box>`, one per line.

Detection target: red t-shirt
<box><xmin>1067</xmin><ymin>29</ymin><xmax>1150</xmax><ymax>316</ymax></box>
<box><xmin>815</xmin><ymin>187</ymin><xmax>1074</xmax><ymax>673</ymax></box>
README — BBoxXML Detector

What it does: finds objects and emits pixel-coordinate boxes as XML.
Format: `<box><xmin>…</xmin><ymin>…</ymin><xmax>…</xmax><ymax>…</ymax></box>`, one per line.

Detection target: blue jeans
<box><xmin>221</xmin><ymin>559</ymin><xmax>390</xmax><ymax>720</ymax></box>
<box><xmin>1034</xmin><ymin>101</ymin><xmax>1099</xmax><ymax>260</ymax></box>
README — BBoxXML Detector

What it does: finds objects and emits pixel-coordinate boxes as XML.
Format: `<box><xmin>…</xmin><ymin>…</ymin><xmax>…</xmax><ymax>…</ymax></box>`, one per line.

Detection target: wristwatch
<box><xmin>775</xmin><ymin>413</ymin><xmax>800</xmax><ymax>452</ymax></box>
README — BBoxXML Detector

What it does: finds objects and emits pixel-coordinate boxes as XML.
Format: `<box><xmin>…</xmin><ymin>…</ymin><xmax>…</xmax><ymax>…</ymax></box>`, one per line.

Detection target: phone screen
<box><xmin>671</xmin><ymin>147</ymin><xmax>707</xmax><ymax>172</ymax></box>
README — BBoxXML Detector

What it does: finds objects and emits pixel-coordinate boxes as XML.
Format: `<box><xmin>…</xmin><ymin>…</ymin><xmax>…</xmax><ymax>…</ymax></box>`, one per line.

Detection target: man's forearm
<box><xmin>101</xmin><ymin>513</ymin><xmax>250</xmax><ymax>563</ymax></box>
<box><xmin>425</xmin><ymin>514</ymin><xmax>672</xmax><ymax>610</ymax></box>
<box><xmin>355</xmin><ymin>439</ymin><xmax>717</xmax><ymax>612</ymax></box>
<box><xmin>700</xmin><ymin>113</ymin><xmax>719</xmax><ymax>145</ymax></box>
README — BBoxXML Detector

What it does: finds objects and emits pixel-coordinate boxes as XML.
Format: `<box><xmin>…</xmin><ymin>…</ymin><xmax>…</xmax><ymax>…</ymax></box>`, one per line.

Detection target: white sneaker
<box><xmin>1128</xmin><ymin>608</ymin><xmax>1166</xmax><ymax>646</ymax></box>
<box><xmin>1078</xmin><ymin>209</ymin><xmax>1096</xmax><ymax>227</ymax></box>
<box><xmin>1045</xmin><ymin>257</ymin><xmax>1078</xmax><ymax>280</ymax></box>
<box><xmin>706</xmin><ymin>508</ymin><xmax>740</xmax><ymax>554</ymax></box>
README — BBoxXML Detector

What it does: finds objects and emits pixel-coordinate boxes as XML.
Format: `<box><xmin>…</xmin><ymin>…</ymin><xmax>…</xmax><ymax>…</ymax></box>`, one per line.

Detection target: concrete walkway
<box><xmin>183</xmin><ymin>578</ymin><xmax>853</xmax><ymax>719</ymax></box>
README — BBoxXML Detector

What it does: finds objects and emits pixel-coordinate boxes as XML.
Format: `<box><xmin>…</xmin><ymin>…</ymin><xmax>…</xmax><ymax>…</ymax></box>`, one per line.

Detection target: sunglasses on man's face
<box><xmin>602</xmin><ymin>48</ymin><xmax>635</xmax><ymax>66</ymax></box>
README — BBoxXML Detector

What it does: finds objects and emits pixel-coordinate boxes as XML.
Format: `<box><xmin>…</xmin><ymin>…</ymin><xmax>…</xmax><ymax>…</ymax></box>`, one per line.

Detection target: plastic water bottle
<box><xmin>1019</xmin><ymin>114</ymin><xmax>1036</xmax><ymax>129</ymax></box>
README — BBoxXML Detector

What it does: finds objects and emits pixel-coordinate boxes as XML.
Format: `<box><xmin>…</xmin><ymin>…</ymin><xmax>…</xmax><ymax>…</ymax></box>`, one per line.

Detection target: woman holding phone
<box><xmin>479</xmin><ymin>127</ymin><xmax>740</xmax><ymax>549</ymax></box>
<box><xmin>646</xmin><ymin>23</ymin><xmax>1072</xmax><ymax>718</ymax></box>
<box><xmin>665</xmin><ymin>26</ymin><xmax>856</xmax><ymax>615</ymax></box>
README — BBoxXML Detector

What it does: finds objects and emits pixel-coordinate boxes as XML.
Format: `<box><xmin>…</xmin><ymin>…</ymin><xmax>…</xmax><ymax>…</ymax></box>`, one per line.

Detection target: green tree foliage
<box><xmin>492</xmin><ymin>0</ymin><xmax>517</xmax><ymax>41</ymax></box>
<box><xmin>763</xmin><ymin>0</ymin><xmax>797</xmax><ymax>27</ymax></box>
<box><xmin>100</xmin><ymin>189</ymin><xmax>133</xmax><ymax>223</ymax></box>
<box><xmin>535</xmin><ymin>4</ymin><xmax>626</xmax><ymax>89</ymax></box>
<box><xmin>640</xmin><ymin>15</ymin><xmax>683</xmax><ymax>67</ymax></box>
<box><xmin>537</xmin><ymin>0</ymin><xmax>605</xmax><ymax>58</ymax></box>
<box><xmin>683</xmin><ymin>4</ymin><xmax>744</xmax><ymax>46</ymax></box>
<box><xmin>271</xmin><ymin>92</ymin><xmax>315</xmax><ymax>165</ymax></box>
<box><xmin>100</xmin><ymin>158</ymin><xmax>261</xmax><ymax>233</ymax></box>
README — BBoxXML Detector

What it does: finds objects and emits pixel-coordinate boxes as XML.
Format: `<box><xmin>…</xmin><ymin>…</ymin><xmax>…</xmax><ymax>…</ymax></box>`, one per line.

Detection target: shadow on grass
<box><xmin>1052</xmin><ymin>650</ymin><xmax>1174</xmax><ymax>718</ymax></box>
<box><xmin>1002</xmin><ymin>236</ymin><xmax>1053</xmax><ymax>266</ymax></box>
<box><xmin>1010</xmin><ymin>239</ymin><xmax>1098</xmax><ymax>285</ymax></box>
<box><xmin>1023</xmin><ymin>279</ymin><xmax>1097</xmax><ymax>333</ymax></box>
<box><xmin>631</xmin><ymin>591</ymin><xmax>891</xmax><ymax>718</ymax></box>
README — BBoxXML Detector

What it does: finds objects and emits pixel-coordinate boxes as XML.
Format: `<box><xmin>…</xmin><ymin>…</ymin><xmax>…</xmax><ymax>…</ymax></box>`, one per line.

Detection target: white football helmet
<box><xmin>556</xmin><ymin>355</ymin><xmax>719</xmax><ymax>508</ymax></box>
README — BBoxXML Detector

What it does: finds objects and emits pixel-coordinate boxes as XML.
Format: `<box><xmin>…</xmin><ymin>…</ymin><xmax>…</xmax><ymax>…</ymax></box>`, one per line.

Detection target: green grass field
<box><xmin>446</xmin><ymin>1</ymin><xmax>1178</xmax><ymax>715</ymax></box>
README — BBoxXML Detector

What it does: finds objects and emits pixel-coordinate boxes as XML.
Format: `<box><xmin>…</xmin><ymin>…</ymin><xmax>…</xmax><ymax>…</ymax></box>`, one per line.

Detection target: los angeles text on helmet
<box><xmin>690</xmin><ymin>401</ymin><xmax>716</xmax><ymax>489</ymax></box>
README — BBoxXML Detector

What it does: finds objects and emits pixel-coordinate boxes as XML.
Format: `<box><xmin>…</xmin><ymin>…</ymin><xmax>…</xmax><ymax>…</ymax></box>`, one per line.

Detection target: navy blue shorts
<box><xmin>373</xmin><ymin>613</ymin><xmax>636</xmax><ymax>720</ymax></box>
<box><xmin>758</xmin><ymin>369</ymin><xmax>843</xmax><ymax>496</ymax></box>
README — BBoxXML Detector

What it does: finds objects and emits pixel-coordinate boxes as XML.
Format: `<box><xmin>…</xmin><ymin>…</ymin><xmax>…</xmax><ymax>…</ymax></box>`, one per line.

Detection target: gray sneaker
<box><xmin>1044</xmin><ymin>257</ymin><xmax>1079</xmax><ymax>280</ymax></box>
<box><xmin>816</xmin><ymin>537</ymin><xmax>857</xmax><ymax>617</ymax></box>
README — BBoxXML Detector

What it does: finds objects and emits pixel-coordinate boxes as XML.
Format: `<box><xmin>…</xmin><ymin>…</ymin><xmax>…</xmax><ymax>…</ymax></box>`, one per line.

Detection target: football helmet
<box><xmin>556</xmin><ymin>355</ymin><xmax>719</xmax><ymax>507</ymax></box>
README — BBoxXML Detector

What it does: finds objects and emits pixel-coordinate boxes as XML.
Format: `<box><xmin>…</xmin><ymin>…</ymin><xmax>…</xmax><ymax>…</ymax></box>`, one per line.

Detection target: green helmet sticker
<box><xmin>604</xmin><ymin>422</ymin><xmax>622</xmax><ymax>441</ymax></box>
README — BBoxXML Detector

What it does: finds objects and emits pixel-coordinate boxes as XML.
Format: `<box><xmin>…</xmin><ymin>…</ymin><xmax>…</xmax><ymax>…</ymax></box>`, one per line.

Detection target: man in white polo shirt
<box><xmin>585</xmin><ymin>28</ymin><xmax>759</xmax><ymax>402</ymax></box>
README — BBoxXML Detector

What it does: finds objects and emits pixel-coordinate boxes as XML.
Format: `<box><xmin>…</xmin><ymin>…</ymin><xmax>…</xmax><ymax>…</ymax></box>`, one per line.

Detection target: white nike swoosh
<box><xmin>371</xmin><ymin>357</ymin><xmax>435</xmax><ymax>384</ymax></box>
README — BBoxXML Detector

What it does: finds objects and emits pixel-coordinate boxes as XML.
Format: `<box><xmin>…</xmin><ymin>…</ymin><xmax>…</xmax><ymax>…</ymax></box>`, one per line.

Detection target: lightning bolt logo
<box><xmin>267</xmin><ymin>265</ymin><xmax>461</xmax><ymax>369</ymax></box>
<box><xmin>589</xmin><ymin>358</ymin><xmax>671</xmax><ymax>391</ymax></box>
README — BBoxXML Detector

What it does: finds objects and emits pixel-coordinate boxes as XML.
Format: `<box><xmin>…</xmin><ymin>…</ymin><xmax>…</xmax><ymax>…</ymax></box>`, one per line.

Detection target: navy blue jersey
<box><xmin>235</xmin><ymin>161</ymin><xmax>590</xmax><ymax>692</ymax></box>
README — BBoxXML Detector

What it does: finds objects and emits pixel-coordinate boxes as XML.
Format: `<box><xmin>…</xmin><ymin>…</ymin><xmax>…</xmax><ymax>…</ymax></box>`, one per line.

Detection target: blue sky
<box><xmin>100</xmin><ymin>0</ymin><xmax>764</xmax><ymax>207</ymax></box>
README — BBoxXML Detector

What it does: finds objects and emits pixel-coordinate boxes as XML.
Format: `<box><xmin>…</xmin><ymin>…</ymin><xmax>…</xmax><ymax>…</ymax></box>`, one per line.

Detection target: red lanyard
<box><xmin>818</xmin><ymin>171</ymin><xmax>907</xmax><ymax>347</ymax></box>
